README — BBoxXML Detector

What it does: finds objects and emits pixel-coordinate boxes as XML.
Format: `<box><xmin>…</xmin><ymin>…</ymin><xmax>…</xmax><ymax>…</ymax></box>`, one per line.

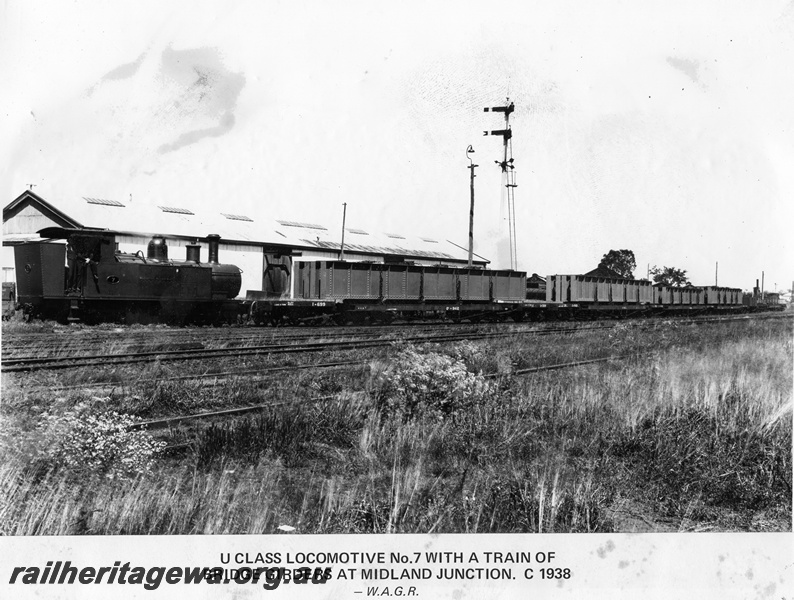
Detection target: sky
<box><xmin>1</xmin><ymin>0</ymin><xmax>793</xmax><ymax>292</ymax></box>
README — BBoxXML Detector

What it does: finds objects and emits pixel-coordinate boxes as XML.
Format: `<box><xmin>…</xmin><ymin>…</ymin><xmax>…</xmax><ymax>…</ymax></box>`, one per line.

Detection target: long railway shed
<box><xmin>2</xmin><ymin>190</ymin><xmax>488</xmax><ymax>300</ymax></box>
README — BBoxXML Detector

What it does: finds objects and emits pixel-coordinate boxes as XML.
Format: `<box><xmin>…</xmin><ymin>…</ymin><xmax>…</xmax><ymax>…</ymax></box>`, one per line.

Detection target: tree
<box><xmin>650</xmin><ymin>265</ymin><xmax>691</xmax><ymax>287</ymax></box>
<box><xmin>598</xmin><ymin>249</ymin><xmax>636</xmax><ymax>279</ymax></box>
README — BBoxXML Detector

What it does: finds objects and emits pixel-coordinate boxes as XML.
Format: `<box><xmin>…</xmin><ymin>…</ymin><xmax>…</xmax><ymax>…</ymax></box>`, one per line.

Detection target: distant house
<box><xmin>526</xmin><ymin>272</ymin><xmax>546</xmax><ymax>300</ymax></box>
<box><xmin>583</xmin><ymin>265</ymin><xmax>627</xmax><ymax>279</ymax></box>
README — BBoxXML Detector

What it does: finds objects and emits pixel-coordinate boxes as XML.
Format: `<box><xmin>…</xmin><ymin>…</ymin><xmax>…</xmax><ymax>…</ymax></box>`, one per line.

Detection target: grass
<box><xmin>0</xmin><ymin>316</ymin><xmax>791</xmax><ymax>534</ymax></box>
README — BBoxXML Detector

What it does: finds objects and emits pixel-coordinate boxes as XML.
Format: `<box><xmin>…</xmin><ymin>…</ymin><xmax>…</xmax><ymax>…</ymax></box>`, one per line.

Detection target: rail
<box><xmin>130</xmin><ymin>351</ymin><xmax>654</xmax><ymax>431</ymax></box>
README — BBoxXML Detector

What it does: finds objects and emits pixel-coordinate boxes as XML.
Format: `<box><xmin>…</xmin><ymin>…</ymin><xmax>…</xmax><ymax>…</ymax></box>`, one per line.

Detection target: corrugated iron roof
<box><xmin>5</xmin><ymin>191</ymin><xmax>486</xmax><ymax>264</ymax></box>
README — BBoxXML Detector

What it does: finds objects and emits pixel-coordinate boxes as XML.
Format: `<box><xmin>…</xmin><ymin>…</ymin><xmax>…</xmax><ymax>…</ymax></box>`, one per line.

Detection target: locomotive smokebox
<box><xmin>147</xmin><ymin>235</ymin><xmax>169</xmax><ymax>262</ymax></box>
<box><xmin>185</xmin><ymin>243</ymin><xmax>201</xmax><ymax>263</ymax></box>
<box><xmin>207</xmin><ymin>234</ymin><xmax>220</xmax><ymax>264</ymax></box>
<box><xmin>211</xmin><ymin>263</ymin><xmax>242</xmax><ymax>299</ymax></box>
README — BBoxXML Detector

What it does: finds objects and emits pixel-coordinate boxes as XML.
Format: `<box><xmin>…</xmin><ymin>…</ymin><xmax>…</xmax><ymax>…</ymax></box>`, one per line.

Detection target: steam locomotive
<box><xmin>13</xmin><ymin>228</ymin><xmax>241</xmax><ymax>324</ymax></box>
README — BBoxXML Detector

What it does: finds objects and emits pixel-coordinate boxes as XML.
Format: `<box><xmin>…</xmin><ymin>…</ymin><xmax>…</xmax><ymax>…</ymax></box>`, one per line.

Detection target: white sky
<box><xmin>1</xmin><ymin>0</ymin><xmax>792</xmax><ymax>291</ymax></box>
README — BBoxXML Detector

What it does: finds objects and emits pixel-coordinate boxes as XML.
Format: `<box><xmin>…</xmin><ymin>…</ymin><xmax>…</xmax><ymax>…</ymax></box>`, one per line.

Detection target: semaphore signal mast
<box><xmin>484</xmin><ymin>99</ymin><xmax>517</xmax><ymax>270</ymax></box>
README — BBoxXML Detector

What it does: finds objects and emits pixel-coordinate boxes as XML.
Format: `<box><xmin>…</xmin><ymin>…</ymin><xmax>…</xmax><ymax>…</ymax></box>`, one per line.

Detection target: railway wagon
<box><xmin>14</xmin><ymin>228</ymin><xmax>242</xmax><ymax>324</ymax></box>
<box><xmin>296</xmin><ymin>261</ymin><xmax>525</xmax><ymax>302</ymax></box>
<box><xmin>254</xmin><ymin>260</ymin><xmax>528</xmax><ymax>324</ymax></box>
<box><xmin>653</xmin><ymin>285</ymin><xmax>740</xmax><ymax>309</ymax></box>
<box><xmin>546</xmin><ymin>274</ymin><xmax>652</xmax><ymax>310</ymax></box>
<box><xmin>704</xmin><ymin>286</ymin><xmax>742</xmax><ymax>306</ymax></box>
<box><xmin>547</xmin><ymin>274</ymin><xmax>753</xmax><ymax>317</ymax></box>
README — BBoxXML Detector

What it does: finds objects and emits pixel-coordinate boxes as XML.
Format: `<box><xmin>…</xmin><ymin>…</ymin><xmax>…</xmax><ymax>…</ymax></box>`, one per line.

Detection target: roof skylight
<box><xmin>222</xmin><ymin>213</ymin><xmax>253</xmax><ymax>222</ymax></box>
<box><xmin>84</xmin><ymin>197</ymin><xmax>125</xmax><ymax>207</ymax></box>
<box><xmin>158</xmin><ymin>206</ymin><xmax>194</xmax><ymax>215</ymax></box>
<box><xmin>277</xmin><ymin>220</ymin><xmax>328</xmax><ymax>231</ymax></box>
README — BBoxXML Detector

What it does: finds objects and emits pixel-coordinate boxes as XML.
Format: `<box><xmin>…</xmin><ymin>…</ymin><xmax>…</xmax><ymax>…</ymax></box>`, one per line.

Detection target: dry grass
<box><xmin>1</xmin><ymin>317</ymin><xmax>791</xmax><ymax>534</ymax></box>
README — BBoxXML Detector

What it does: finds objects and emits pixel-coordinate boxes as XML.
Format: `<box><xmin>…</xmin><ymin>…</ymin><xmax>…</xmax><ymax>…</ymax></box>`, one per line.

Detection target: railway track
<box><xmin>2</xmin><ymin>320</ymin><xmax>591</xmax><ymax>361</ymax></box>
<box><xmin>129</xmin><ymin>351</ymin><xmax>656</xmax><ymax>431</ymax></box>
<box><xmin>3</xmin><ymin>312</ymin><xmax>788</xmax><ymax>374</ymax></box>
<box><xmin>0</xmin><ymin>321</ymin><xmax>525</xmax><ymax>360</ymax></box>
<box><xmin>0</xmin><ymin>323</ymin><xmax>462</xmax><ymax>358</ymax></box>
<box><xmin>0</xmin><ymin>325</ymin><xmax>595</xmax><ymax>372</ymax></box>
<box><xmin>5</xmin><ymin>310</ymin><xmax>786</xmax><ymax>359</ymax></box>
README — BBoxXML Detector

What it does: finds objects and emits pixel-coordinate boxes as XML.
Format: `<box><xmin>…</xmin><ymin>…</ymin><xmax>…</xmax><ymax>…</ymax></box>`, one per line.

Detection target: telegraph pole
<box><xmin>466</xmin><ymin>145</ymin><xmax>478</xmax><ymax>267</ymax></box>
<box><xmin>339</xmin><ymin>203</ymin><xmax>347</xmax><ymax>260</ymax></box>
<box><xmin>715</xmin><ymin>262</ymin><xmax>718</xmax><ymax>286</ymax></box>
<box><xmin>484</xmin><ymin>99</ymin><xmax>517</xmax><ymax>270</ymax></box>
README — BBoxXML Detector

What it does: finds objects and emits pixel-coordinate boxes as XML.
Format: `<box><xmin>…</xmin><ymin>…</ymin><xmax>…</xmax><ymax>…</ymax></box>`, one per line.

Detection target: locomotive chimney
<box><xmin>185</xmin><ymin>243</ymin><xmax>201</xmax><ymax>263</ymax></box>
<box><xmin>207</xmin><ymin>234</ymin><xmax>220</xmax><ymax>264</ymax></box>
